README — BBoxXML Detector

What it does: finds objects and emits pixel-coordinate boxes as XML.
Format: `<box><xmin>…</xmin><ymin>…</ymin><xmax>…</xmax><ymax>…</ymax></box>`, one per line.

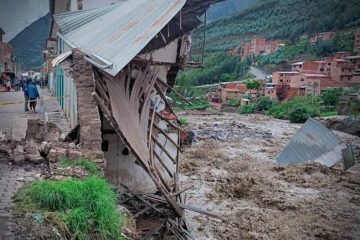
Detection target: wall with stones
<box><xmin>72</xmin><ymin>49</ymin><xmax>103</xmax><ymax>161</ymax></box>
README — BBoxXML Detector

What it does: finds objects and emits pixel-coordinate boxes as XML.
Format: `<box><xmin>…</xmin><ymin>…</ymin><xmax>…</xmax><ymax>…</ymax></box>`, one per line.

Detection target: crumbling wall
<box><xmin>72</xmin><ymin>49</ymin><xmax>103</xmax><ymax>161</ymax></box>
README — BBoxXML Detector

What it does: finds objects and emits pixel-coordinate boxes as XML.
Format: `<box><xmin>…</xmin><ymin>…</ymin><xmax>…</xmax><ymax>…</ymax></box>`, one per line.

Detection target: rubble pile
<box><xmin>190</xmin><ymin>120</ymin><xmax>272</xmax><ymax>141</ymax></box>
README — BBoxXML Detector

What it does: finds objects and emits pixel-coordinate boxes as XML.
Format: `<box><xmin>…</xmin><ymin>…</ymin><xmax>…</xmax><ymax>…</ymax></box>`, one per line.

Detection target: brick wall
<box><xmin>72</xmin><ymin>49</ymin><xmax>103</xmax><ymax>160</ymax></box>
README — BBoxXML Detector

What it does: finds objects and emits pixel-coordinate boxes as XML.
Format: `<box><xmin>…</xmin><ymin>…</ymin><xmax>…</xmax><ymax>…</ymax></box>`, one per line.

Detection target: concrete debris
<box><xmin>51</xmin><ymin>166</ymin><xmax>90</xmax><ymax>179</ymax></box>
<box><xmin>25</xmin><ymin>154</ymin><xmax>44</xmax><ymax>164</ymax></box>
<box><xmin>24</xmin><ymin>139</ymin><xmax>40</xmax><ymax>155</ymax></box>
<box><xmin>69</xmin><ymin>142</ymin><xmax>76</xmax><ymax>149</ymax></box>
<box><xmin>55</xmin><ymin>148</ymin><xmax>67</xmax><ymax>162</ymax></box>
<box><xmin>68</xmin><ymin>149</ymin><xmax>83</xmax><ymax>160</ymax></box>
<box><xmin>39</xmin><ymin>141</ymin><xmax>52</xmax><ymax>155</ymax></box>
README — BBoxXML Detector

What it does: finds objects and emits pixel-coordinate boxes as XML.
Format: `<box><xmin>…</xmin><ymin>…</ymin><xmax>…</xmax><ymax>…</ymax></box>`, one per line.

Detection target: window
<box><xmin>342</xmin><ymin>69</ymin><xmax>344</xmax><ymax>72</ymax></box>
<box><xmin>328</xmin><ymin>63</ymin><xmax>331</xmax><ymax>66</ymax></box>
<box><xmin>348</xmin><ymin>77</ymin><xmax>351</xmax><ymax>81</ymax></box>
<box><xmin>280</xmin><ymin>74</ymin><xmax>284</xmax><ymax>76</ymax></box>
<box><xmin>327</xmin><ymin>68</ymin><xmax>330</xmax><ymax>71</ymax></box>
<box><xmin>301</xmin><ymin>78</ymin><xmax>304</xmax><ymax>81</ymax></box>
<box><xmin>320</xmin><ymin>68</ymin><xmax>324</xmax><ymax>72</ymax></box>
<box><xmin>268</xmin><ymin>91</ymin><xmax>270</xmax><ymax>94</ymax></box>
<box><xmin>299</xmin><ymin>65</ymin><xmax>302</xmax><ymax>68</ymax></box>
<box><xmin>280</xmin><ymin>79</ymin><xmax>283</xmax><ymax>82</ymax></box>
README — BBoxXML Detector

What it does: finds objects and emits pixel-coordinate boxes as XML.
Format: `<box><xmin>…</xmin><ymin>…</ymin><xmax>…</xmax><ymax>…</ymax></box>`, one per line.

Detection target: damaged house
<box><xmin>46</xmin><ymin>0</ymin><xmax>221</xmax><ymax>236</ymax></box>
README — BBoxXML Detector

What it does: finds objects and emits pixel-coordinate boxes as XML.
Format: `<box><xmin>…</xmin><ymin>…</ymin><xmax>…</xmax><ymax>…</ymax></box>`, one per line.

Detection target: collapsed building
<box><xmin>45</xmin><ymin>0</ymin><xmax>222</xmax><ymax>237</ymax></box>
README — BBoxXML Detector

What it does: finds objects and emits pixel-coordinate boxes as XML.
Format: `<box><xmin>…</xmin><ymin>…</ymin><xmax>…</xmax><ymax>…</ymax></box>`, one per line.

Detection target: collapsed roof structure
<box><xmin>52</xmin><ymin>0</ymin><xmax>223</xmax><ymax>238</ymax></box>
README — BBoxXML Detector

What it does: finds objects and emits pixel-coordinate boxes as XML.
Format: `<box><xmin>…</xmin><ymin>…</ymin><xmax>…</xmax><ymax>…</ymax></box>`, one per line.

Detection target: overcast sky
<box><xmin>0</xmin><ymin>0</ymin><xmax>49</xmax><ymax>42</ymax></box>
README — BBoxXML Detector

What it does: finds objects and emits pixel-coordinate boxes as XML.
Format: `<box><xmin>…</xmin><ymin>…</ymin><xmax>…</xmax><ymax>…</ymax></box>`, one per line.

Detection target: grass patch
<box><xmin>320</xmin><ymin>111</ymin><xmax>338</xmax><ymax>117</ymax></box>
<box><xmin>17</xmin><ymin>177</ymin><xmax>125</xmax><ymax>240</ymax></box>
<box><xmin>179</xmin><ymin>118</ymin><xmax>189</xmax><ymax>127</ymax></box>
<box><xmin>58</xmin><ymin>158</ymin><xmax>100</xmax><ymax>176</ymax></box>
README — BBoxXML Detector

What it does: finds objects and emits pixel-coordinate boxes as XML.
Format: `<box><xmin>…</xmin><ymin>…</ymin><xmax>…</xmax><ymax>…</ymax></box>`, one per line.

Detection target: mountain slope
<box><xmin>10</xmin><ymin>13</ymin><xmax>50</xmax><ymax>71</ymax></box>
<box><xmin>192</xmin><ymin>0</ymin><xmax>360</xmax><ymax>55</ymax></box>
<box><xmin>206</xmin><ymin>0</ymin><xmax>253</xmax><ymax>21</ymax></box>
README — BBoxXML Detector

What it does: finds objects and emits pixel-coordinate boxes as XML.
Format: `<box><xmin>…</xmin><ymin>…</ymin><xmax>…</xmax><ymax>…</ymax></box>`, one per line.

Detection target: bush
<box><xmin>289</xmin><ymin>107</ymin><xmax>310</xmax><ymax>123</ymax></box>
<box><xmin>238</xmin><ymin>105</ymin><xmax>256</xmax><ymax>114</ymax></box>
<box><xmin>228</xmin><ymin>99</ymin><xmax>241</xmax><ymax>107</ymax></box>
<box><xmin>321</xmin><ymin>88</ymin><xmax>343</xmax><ymax>106</ymax></box>
<box><xmin>256</xmin><ymin>96</ymin><xmax>275</xmax><ymax>112</ymax></box>
<box><xmin>179</xmin><ymin>118</ymin><xmax>189</xmax><ymax>126</ymax></box>
<box><xmin>17</xmin><ymin>177</ymin><xmax>125</xmax><ymax>240</ymax></box>
<box><xmin>268</xmin><ymin>96</ymin><xmax>320</xmax><ymax>120</ymax></box>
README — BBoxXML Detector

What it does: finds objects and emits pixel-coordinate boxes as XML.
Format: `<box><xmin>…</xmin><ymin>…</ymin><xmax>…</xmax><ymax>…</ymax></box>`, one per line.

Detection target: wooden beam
<box><xmin>152</xmin><ymin>135</ymin><xmax>176</xmax><ymax>164</ymax></box>
<box><xmin>154</xmin><ymin>110</ymin><xmax>182</xmax><ymax>132</ymax></box>
<box><xmin>153</xmin><ymin>122</ymin><xmax>180</xmax><ymax>149</ymax></box>
<box><xmin>153</xmin><ymin>150</ymin><xmax>174</xmax><ymax>178</ymax></box>
<box><xmin>157</xmin><ymin>78</ymin><xmax>193</xmax><ymax>105</ymax></box>
<box><xmin>154</xmin><ymin>82</ymin><xmax>180</xmax><ymax>123</ymax></box>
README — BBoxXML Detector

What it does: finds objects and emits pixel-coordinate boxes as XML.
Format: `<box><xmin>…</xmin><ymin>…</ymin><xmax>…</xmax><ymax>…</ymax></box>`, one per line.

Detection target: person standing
<box><xmin>28</xmin><ymin>81</ymin><xmax>40</xmax><ymax>113</ymax></box>
<box><xmin>22</xmin><ymin>79</ymin><xmax>30</xmax><ymax>112</ymax></box>
<box><xmin>5</xmin><ymin>79</ymin><xmax>11</xmax><ymax>92</ymax></box>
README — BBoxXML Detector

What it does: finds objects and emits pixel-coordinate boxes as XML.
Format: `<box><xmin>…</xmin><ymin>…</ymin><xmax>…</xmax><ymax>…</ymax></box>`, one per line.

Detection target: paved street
<box><xmin>0</xmin><ymin>87</ymin><xmax>70</xmax><ymax>135</ymax></box>
<box><xmin>0</xmin><ymin>87</ymin><xmax>70</xmax><ymax>239</ymax></box>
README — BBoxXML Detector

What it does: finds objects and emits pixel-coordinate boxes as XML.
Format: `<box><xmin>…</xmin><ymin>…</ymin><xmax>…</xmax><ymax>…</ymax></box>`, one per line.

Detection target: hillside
<box><xmin>191</xmin><ymin>0</ymin><xmax>360</xmax><ymax>56</ymax></box>
<box><xmin>206</xmin><ymin>0</ymin><xmax>253</xmax><ymax>21</ymax></box>
<box><xmin>10</xmin><ymin>13</ymin><xmax>50</xmax><ymax>71</ymax></box>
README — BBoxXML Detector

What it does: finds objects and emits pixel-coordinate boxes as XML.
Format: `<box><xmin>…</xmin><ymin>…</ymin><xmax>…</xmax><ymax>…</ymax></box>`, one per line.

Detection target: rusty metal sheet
<box><xmin>276</xmin><ymin>118</ymin><xmax>346</xmax><ymax>167</ymax></box>
<box><xmin>54</xmin><ymin>0</ymin><xmax>186</xmax><ymax>76</ymax></box>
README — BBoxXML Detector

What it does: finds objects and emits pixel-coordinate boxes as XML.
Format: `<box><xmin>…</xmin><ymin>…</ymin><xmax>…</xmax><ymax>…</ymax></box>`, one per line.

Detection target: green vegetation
<box><xmin>257</xmin><ymin>35</ymin><xmax>354</xmax><ymax>67</ymax></box>
<box><xmin>320</xmin><ymin>111</ymin><xmax>338</xmax><ymax>117</ymax></box>
<box><xmin>176</xmin><ymin>53</ymin><xmax>249</xmax><ymax>86</ymax></box>
<box><xmin>191</xmin><ymin>0</ymin><xmax>360</xmax><ymax>54</ymax></box>
<box><xmin>245</xmin><ymin>80</ymin><xmax>261</xmax><ymax>90</ymax></box>
<box><xmin>238</xmin><ymin>105</ymin><xmax>256</xmax><ymax>114</ymax></box>
<box><xmin>267</xmin><ymin>96</ymin><xmax>320</xmax><ymax>121</ymax></box>
<box><xmin>17</xmin><ymin>177</ymin><xmax>125</xmax><ymax>240</ymax></box>
<box><xmin>256</xmin><ymin>96</ymin><xmax>276</xmax><ymax>112</ymax></box>
<box><xmin>288</xmin><ymin>106</ymin><xmax>316</xmax><ymax>123</ymax></box>
<box><xmin>58</xmin><ymin>158</ymin><xmax>100</xmax><ymax>176</ymax></box>
<box><xmin>178</xmin><ymin>118</ymin><xmax>189</xmax><ymax>127</ymax></box>
<box><xmin>321</xmin><ymin>88</ymin><xmax>343</xmax><ymax>106</ymax></box>
<box><xmin>228</xmin><ymin>99</ymin><xmax>241</xmax><ymax>107</ymax></box>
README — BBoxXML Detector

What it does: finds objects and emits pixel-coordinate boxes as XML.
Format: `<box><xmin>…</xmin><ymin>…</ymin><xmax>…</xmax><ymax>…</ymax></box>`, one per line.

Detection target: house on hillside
<box><xmin>47</xmin><ymin>0</ymin><xmax>217</xmax><ymax>224</ymax></box>
<box><xmin>309</xmin><ymin>31</ymin><xmax>336</xmax><ymax>44</ymax></box>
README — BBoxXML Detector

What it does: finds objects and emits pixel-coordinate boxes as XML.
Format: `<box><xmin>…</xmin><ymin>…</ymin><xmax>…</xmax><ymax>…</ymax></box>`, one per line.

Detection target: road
<box><xmin>0</xmin><ymin>87</ymin><xmax>69</xmax><ymax>136</ymax></box>
<box><xmin>250</xmin><ymin>66</ymin><xmax>267</xmax><ymax>80</ymax></box>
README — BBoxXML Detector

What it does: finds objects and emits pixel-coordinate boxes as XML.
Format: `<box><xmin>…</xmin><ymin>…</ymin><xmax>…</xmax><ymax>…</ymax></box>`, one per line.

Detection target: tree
<box><xmin>321</xmin><ymin>88</ymin><xmax>343</xmax><ymax>106</ymax></box>
<box><xmin>245</xmin><ymin>80</ymin><xmax>260</xmax><ymax>90</ymax></box>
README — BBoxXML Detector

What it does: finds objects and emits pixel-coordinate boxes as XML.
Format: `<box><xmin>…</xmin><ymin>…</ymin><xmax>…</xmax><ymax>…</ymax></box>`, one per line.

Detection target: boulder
<box><xmin>68</xmin><ymin>149</ymin><xmax>83</xmax><ymax>160</ymax></box>
<box><xmin>26</xmin><ymin>154</ymin><xmax>44</xmax><ymax>164</ymax></box>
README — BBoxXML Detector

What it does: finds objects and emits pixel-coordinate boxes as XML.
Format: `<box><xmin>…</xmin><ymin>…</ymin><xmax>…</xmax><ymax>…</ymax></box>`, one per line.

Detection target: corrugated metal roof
<box><xmin>276</xmin><ymin>118</ymin><xmax>346</xmax><ymax>167</ymax></box>
<box><xmin>54</xmin><ymin>0</ymin><xmax>186</xmax><ymax>76</ymax></box>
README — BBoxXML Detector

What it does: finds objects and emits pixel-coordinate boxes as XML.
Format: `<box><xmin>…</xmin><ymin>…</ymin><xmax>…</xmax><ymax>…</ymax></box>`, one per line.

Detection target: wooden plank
<box><xmin>153</xmin><ymin>150</ymin><xmax>174</xmax><ymax>178</ymax></box>
<box><xmin>152</xmin><ymin>135</ymin><xmax>176</xmax><ymax>164</ymax></box>
<box><xmin>154</xmin><ymin>110</ymin><xmax>182</xmax><ymax>132</ymax></box>
<box><xmin>154</xmin><ymin>82</ymin><xmax>179</xmax><ymax>123</ymax></box>
<box><xmin>153</xmin><ymin>122</ymin><xmax>180</xmax><ymax>149</ymax></box>
<box><xmin>157</xmin><ymin>78</ymin><xmax>192</xmax><ymax>105</ymax></box>
<box><xmin>143</xmin><ymin>194</ymin><xmax>224</xmax><ymax>221</ymax></box>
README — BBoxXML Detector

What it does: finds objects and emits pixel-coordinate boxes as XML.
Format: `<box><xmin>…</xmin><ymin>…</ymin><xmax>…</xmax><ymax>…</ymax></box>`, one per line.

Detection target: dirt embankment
<box><xmin>178</xmin><ymin>113</ymin><xmax>360</xmax><ymax>240</ymax></box>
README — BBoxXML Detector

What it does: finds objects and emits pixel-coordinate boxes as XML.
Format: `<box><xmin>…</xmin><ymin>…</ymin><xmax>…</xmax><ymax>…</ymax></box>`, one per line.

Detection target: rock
<box><xmin>13</xmin><ymin>153</ymin><xmax>25</xmax><ymax>164</ymax></box>
<box><xmin>24</xmin><ymin>139</ymin><xmax>40</xmax><ymax>155</ymax></box>
<box><xmin>56</xmin><ymin>148</ymin><xmax>68</xmax><ymax>162</ymax></box>
<box><xmin>48</xmin><ymin>149</ymin><xmax>57</xmax><ymax>163</ymax></box>
<box><xmin>39</xmin><ymin>141</ymin><xmax>51</xmax><ymax>155</ymax></box>
<box><xmin>68</xmin><ymin>149</ymin><xmax>82</xmax><ymax>160</ymax></box>
<box><xmin>83</xmin><ymin>150</ymin><xmax>104</xmax><ymax>160</ymax></box>
<box><xmin>69</xmin><ymin>142</ymin><xmax>76</xmax><ymax>149</ymax></box>
<box><xmin>26</xmin><ymin>154</ymin><xmax>44</xmax><ymax>164</ymax></box>
<box><xmin>59</xmin><ymin>133</ymin><xmax>66</xmax><ymax>141</ymax></box>
<box><xmin>15</xmin><ymin>145</ymin><xmax>24</xmax><ymax>153</ymax></box>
